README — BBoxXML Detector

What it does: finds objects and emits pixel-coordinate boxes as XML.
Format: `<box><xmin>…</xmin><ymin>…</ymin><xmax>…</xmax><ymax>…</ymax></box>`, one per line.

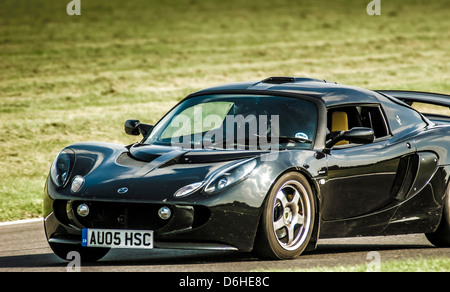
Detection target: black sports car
<box><xmin>44</xmin><ymin>77</ymin><xmax>450</xmax><ymax>261</ymax></box>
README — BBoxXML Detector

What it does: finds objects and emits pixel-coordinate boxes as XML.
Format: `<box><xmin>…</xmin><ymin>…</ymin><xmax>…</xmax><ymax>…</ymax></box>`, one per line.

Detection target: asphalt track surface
<box><xmin>1</xmin><ymin>219</ymin><xmax>449</xmax><ymax>272</ymax></box>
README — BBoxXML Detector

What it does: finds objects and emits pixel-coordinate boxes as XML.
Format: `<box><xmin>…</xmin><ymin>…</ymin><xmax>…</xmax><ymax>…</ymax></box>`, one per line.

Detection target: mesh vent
<box><xmin>116</xmin><ymin>152</ymin><xmax>148</xmax><ymax>167</ymax></box>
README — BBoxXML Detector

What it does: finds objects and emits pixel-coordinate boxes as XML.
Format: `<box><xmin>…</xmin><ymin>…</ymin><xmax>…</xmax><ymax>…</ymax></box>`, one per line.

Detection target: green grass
<box><xmin>256</xmin><ymin>257</ymin><xmax>450</xmax><ymax>272</ymax></box>
<box><xmin>0</xmin><ymin>0</ymin><xmax>449</xmax><ymax>221</ymax></box>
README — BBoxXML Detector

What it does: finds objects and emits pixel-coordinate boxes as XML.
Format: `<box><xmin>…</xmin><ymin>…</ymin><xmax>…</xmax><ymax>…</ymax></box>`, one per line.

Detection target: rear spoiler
<box><xmin>377</xmin><ymin>90</ymin><xmax>450</xmax><ymax>108</ymax></box>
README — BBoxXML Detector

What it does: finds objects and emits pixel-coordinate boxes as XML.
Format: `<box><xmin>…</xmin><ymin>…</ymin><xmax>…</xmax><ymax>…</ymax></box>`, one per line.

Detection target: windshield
<box><xmin>144</xmin><ymin>94</ymin><xmax>317</xmax><ymax>150</ymax></box>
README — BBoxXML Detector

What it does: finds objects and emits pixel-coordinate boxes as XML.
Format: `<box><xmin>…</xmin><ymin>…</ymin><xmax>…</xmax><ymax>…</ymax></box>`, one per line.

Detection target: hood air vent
<box><xmin>261</xmin><ymin>77</ymin><xmax>296</xmax><ymax>84</ymax></box>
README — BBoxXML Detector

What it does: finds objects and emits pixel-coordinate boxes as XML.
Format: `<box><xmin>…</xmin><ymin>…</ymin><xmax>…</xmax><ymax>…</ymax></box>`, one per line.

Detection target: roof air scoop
<box><xmin>262</xmin><ymin>77</ymin><xmax>296</xmax><ymax>84</ymax></box>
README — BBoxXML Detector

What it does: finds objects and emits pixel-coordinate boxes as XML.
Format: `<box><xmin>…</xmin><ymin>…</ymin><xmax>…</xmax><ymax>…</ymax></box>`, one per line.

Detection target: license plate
<box><xmin>82</xmin><ymin>228</ymin><xmax>153</xmax><ymax>249</ymax></box>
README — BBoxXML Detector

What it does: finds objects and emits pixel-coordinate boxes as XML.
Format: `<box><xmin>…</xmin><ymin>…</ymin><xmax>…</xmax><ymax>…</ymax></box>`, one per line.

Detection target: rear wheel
<box><xmin>49</xmin><ymin>242</ymin><xmax>110</xmax><ymax>262</ymax></box>
<box><xmin>254</xmin><ymin>172</ymin><xmax>315</xmax><ymax>260</ymax></box>
<box><xmin>426</xmin><ymin>186</ymin><xmax>450</xmax><ymax>247</ymax></box>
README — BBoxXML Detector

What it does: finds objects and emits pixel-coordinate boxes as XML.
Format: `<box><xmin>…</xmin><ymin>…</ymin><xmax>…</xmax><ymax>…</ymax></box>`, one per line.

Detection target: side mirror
<box><xmin>326</xmin><ymin>127</ymin><xmax>374</xmax><ymax>148</ymax></box>
<box><xmin>125</xmin><ymin>119</ymin><xmax>153</xmax><ymax>137</ymax></box>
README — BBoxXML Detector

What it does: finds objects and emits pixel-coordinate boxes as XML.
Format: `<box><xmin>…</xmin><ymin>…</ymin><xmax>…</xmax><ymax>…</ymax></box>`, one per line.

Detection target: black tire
<box><xmin>49</xmin><ymin>242</ymin><xmax>110</xmax><ymax>263</ymax></box>
<box><xmin>426</xmin><ymin>186</ymin><xmax>450</xmax><ymax>247</ymax></box>
<box><xmin>253</xmin><ymin>172</ymin><xmax>316</xmax><ymax>260</ymax></box>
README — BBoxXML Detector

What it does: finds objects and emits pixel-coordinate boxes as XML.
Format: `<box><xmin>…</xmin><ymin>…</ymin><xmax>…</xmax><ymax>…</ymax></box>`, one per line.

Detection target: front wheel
<box><xmin>254</xmin><ymin>172</ymin><xmax>315</xmax><ymax>260</ymax></box>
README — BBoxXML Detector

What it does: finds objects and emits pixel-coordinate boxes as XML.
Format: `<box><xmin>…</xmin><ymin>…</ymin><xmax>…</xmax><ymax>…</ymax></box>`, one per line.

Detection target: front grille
<box><xmin>52</xmin><ymin>200</ymin><xmax>211</xmax><ymax>232</ymax></box>
<box><xmin>72</xmin><ymin>201</ymin><xmax>169</xmax><ymax>230</ymax></box>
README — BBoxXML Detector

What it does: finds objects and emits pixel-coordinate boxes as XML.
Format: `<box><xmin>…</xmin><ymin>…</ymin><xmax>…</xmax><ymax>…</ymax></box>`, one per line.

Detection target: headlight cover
<box><xmin>204</xmin><ymin>158</ymin><xmax>257</xmax><ymax>194</ymax></box>
<box><xmin>50</xmin><ymin>149</ymin><xmax>75</xmax><ymax>188</ymax></box>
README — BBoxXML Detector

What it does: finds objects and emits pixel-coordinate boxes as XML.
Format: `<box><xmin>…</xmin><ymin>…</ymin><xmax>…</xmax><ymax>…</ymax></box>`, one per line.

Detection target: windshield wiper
<box><xmin>206</xmin><ymin>135</ymin><xmax>313</xmax><ymax>149</ymax></box>
<box><xmin>187</xmin><ymin>134</ymin><xmax>313</xmax><ymax>150</ymax></box>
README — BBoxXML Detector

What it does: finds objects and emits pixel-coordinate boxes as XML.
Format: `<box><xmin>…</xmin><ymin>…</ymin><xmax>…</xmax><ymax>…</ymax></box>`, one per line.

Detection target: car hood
<box><xmin>61</xmin><ymin>142</ymin><xmax>268</xmax><ymax>202</ymax></box>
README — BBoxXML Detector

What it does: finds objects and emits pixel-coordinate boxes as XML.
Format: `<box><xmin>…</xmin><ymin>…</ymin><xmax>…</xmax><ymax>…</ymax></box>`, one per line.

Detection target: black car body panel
<box><xmin>44</xmin><ymin>77</ymin><xmax>450</xmax><ymax>257</ymax></box>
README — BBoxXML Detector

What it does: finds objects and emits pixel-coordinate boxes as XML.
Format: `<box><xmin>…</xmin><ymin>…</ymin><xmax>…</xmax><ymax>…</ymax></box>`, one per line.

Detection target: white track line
<box><xmin>0</xmin><ymin>218</ymin><xmax>42</xmax><ymax>226</ymax></box>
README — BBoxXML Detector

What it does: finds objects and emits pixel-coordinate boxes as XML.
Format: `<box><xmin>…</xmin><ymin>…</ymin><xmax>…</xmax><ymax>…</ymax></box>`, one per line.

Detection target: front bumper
<box><xmin>43</xmin><ymin>183</ymin><xmax>261</xmax><ymax>252</ymax></box>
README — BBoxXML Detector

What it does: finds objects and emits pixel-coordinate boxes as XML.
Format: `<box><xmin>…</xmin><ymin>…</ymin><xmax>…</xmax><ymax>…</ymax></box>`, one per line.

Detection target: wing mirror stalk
<box><xmin>125</xmin><ymin>119</ymin><xmax>153</xmax><ymax>137</ymax></box>
<box><xmin>324</xmin><ymin>127</ymin><xmax>375</xmax><ymax>153</ymax></box>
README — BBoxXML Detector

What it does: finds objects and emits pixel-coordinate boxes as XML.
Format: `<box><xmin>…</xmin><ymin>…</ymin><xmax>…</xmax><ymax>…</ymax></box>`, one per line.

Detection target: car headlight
<box><xmin>204</xmin><ymin>158</ymin><xmax>257</xmax><ymax>194</ymax></box>
<box><xmin>50</xmin><ymin>149</ymin><xmax>75</xmax><ymax>188</ymax></box>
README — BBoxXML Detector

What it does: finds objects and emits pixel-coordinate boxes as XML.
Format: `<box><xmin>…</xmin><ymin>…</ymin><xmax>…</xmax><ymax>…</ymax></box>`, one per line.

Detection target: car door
<box><xmin>321</xmin><ymin>104</ymin><xmax>417</xmax><ymax>221</ymax></box>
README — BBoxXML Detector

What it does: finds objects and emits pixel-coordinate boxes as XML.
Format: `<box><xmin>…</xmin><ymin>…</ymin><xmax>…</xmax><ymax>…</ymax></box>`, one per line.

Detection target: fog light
<box><xmin>158</xmin><ymin>206</ymin><xmax>171</xmax><ymax>220</ymax></box>
<box><xmin>77</xmin><ymin>203</ymin><xmax>89</xmax><ymax>217</ymax></box>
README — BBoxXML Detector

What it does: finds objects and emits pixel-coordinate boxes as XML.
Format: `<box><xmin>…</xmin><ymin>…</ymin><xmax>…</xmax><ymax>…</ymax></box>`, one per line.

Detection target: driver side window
<box><xmin>327</xmin><ymin>105</ymin><xmax>390</xmax><ymax>145</ymax></box>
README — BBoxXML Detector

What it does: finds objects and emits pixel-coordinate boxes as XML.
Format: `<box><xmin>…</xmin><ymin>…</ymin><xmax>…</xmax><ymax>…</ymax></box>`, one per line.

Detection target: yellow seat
<box><xmin>331</xmin><ymin>111</ymin><xmax>349</xmax><ymax>145</ymax></box>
